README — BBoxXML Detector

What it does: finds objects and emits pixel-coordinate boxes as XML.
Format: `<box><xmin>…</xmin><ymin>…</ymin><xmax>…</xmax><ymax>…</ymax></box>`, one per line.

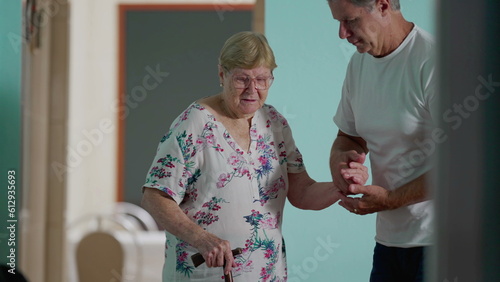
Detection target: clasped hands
<box><xmin>334</xmin><ymin>151</ymin><xmax>393</xmax><ymax>215</ymax></box>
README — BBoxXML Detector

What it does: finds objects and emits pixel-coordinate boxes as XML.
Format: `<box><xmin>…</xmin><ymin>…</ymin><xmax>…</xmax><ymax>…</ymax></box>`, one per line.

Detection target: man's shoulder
<box><xmin>413</xmin><ymin>25</ymin><xmax>435</xmax><ymax>49</ymax></box>
<box><xmin>414</xmin><ymin>25</ymin><xmax>434</xmax><ymax>39</ymax></box>
<box><xmin>345</xmin><ymin>49</ymin><xmax>366</xmax><ymax>64</ymax></box>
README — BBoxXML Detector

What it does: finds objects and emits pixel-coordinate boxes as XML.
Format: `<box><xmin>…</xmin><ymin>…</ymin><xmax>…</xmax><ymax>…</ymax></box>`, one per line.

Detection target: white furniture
<box><xmin>69</xmin><ymin>203</ymin><xmax>165</xmax><ymax>282</ymax></box>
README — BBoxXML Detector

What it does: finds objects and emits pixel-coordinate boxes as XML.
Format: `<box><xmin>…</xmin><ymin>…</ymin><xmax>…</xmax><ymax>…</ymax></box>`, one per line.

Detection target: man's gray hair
<box><xmin>327</xmin><ymin>0</ymin><xmax>401</xmax><ymax>11</ymax></box>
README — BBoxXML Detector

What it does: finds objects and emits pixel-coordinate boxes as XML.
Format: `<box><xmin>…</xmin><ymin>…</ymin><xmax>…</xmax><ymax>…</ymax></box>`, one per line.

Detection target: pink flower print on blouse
<box><xmin>205</xmin><ymin>133</ymin><xmax>215</xmax><ymax>145</ymax></box>
<box><xmin>250</xmin><ymin>126</ymin><xmax>258</xmax><ymax>139</ymax></box>
<box><xmin>193</xmin><ymin>197</ymin><xmax>228</xmax><ymax>226</ymax></box>
<box><xmin>256</xmin><ymin>176</ymin><xmax>286</xmax><ymax>206</ymax></box>
<box><xmin>228</xmin><ymin>152</ymin><xmax>244</xmax><ymax>166</ymax></box>
<box><xmin>268</xmin><ymin>108</ymin><xmax>288</xmax><ymax>127</ymax></box>
<box><xmin>233</xmin><ymin>256</ymin><xmax>255</xmax><ymax>277</ymax></box>
<box><xmin>260</xmin><ymin>211</ymin><xmax>280</xmax><ymax>230</ymax></box>
<box><xmin>176</xmin><ymin>241</ymin><xmax>194</xmax><ymax>277</ymax></box>
<box><xmin>216</xmin><ymin>173</ymin><xmax>231</xmax><ymax>188</ymax></box>
<box><xmin>243</xmin><ymin>209</ymin><xmax>281</xmax><ymax>282</ymax></box>
<box><xmin>216</xmin><ymin>152</ymin><xmax>251</xmax><ymax>188</ymax></box>
<box><xmin>149</xmin><ymin>166</ymin><xmax>170</xmax><ymax>179</ymax></box>
<box><xmin>228</xmin><ymin>153</ymin><xmax>251</xmax><ymax>178</ymax></box>
<box><xmin>266</xmin><ymin>119</ymin><xmax>271</xmax><ymax>128</ymax></box>
<box><xmin>172</xmin><ymin>103</ymin><xmax>206</xmax><ymax>129</ymax></box>
<box><xmin>196</xmin><ymin>123</ymin><xmax>226</xmax><ymax>153</ymax></box>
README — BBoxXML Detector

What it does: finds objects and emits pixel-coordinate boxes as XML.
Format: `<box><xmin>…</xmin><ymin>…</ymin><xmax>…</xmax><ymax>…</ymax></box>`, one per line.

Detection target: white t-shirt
<box><xmin>144</xmin><ymin>102</ymin><xmax>305</xmax><ymax>281</ymax></box>
<box><xmin>334</xmin><ymin>25</ymin><xmax>437</xmax><ymax>247</ymax></box>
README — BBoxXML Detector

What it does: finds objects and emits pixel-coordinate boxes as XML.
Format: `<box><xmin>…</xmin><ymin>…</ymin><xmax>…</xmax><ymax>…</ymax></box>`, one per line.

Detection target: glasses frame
<box><xmin>222</xmin><ymin>65</ymin><xmax>274</xmax><ymax>90</ymax></box>
<box><xmin>231</xmin><ymin>75</ymin><xmax>274</xmax><ymax>90</ymax></box>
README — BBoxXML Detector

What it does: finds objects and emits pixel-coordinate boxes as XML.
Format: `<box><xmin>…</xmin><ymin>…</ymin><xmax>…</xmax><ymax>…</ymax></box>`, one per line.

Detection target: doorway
<box><xmin>117</xmin><ymin>4</ymin><xmax>255</xmax><ymax>206</ymax></box>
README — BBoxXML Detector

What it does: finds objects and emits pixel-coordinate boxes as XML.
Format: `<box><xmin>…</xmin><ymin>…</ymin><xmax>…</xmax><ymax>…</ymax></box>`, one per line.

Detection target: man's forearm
<box><xmin>331</xmin><ymin>134</ymin><xmax>367</xmax><ymax>156</ymax></box>
<box><xmin>387</xmin><ymin>173</ymin><xmax>429</xmax><ymax>209</ymax></box>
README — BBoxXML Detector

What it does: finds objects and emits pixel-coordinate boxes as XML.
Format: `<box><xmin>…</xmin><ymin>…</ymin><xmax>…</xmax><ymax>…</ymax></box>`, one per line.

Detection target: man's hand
<box><xmin>338</xmin><ymin>173</ymin><xmax>429</xmax><ymax>215</ymax></box>
<box><xmin>337</xmin><ymin>184</ymin><xmax>395</xmax><ymax>215</ymax></box>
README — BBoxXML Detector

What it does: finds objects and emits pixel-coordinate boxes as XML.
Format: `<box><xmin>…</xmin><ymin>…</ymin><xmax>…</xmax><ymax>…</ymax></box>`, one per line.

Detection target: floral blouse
<box><xmin>143</xmin><ymin>102</ymin><xmax>305</xmax><ymax>281</ymax></box>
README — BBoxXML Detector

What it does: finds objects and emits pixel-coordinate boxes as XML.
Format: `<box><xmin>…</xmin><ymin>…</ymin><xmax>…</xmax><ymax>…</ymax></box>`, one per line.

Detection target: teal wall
<box><xmin>265</xmin><ymin>1</ymin><xmax>434</xmax><ymax>281</ymax></box>
<box><xmin>0</xmin><ymin>0</ymin><xmax>22</xmax><ymax>267</ymax></box>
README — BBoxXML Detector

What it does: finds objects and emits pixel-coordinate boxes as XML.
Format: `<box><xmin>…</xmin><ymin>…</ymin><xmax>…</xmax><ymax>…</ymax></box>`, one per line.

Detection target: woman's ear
<box><xmin>218</xmin><ymin>64</ymin><xmax>225</xmax><ymax>85</ymax></box>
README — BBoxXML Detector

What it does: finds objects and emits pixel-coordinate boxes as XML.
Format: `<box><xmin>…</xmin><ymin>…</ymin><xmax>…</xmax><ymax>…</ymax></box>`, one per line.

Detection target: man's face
<box><xmin>329</xmin><ymin>0</ymin><xmax>385</xmax><ymax>56</ymax></box>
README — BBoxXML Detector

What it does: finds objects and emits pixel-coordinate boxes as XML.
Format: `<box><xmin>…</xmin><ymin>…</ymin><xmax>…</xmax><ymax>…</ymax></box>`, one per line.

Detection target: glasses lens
<box><xmin>255</xmin><ymin>78</ymin><xmax>267</xmax><ymax>89</ymax></box>
<box><xmin>233</xmin><ymin>76</ymin><xmax>273</xmax><ymax>89</ymax></box>
<box><xmin>234</xmin><ymin>76</ymin><xmax>248</xmax><ymax>88</ymax></box>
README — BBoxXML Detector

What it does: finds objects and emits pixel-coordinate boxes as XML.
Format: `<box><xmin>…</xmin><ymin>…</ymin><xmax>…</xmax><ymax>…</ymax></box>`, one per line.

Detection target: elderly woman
<box><xmin>141</xmin><ymin>31</ymin><xmax>368</xmax><ymax>281</ymax></box>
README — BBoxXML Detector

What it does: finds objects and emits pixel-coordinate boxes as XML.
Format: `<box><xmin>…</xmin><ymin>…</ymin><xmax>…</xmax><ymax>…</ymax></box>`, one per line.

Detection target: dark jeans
<box><xmin>370</xmin><ymin>243</ymin><xmax>425</xmax><ymax>282</ymax></box>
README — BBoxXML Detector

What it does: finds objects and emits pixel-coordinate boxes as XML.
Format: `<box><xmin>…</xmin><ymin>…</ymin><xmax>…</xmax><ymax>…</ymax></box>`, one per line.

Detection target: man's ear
<box><xmin>376</xmin><ymin>0</ymin><xmax>391</xmax><ymax>15</ymax></box>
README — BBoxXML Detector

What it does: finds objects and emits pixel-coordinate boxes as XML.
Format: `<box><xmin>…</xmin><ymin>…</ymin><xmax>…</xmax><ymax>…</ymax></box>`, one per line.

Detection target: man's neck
<box><xmin>374</xmin><ymin>17</ymin><xmax>414</xmax><ymax>58</ymax></box>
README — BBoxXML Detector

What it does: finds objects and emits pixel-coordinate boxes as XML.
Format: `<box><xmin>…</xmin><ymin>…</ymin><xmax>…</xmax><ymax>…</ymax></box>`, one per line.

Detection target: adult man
<box><xmin>327</xmin><ymin>0</ymin><xmax>436</xmax><ymax>281</ymax></box>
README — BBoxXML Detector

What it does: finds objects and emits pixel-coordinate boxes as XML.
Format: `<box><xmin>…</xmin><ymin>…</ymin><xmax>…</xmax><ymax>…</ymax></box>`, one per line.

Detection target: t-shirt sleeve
<box><xmin>422</xmin><ymin>55</ymin><xmax>438</xmax><ymax>124</ymax></box>
<box><xmin>333</xmin><ymin>69</ymin><xmax>359</xmax><ymax>137</ymax></box>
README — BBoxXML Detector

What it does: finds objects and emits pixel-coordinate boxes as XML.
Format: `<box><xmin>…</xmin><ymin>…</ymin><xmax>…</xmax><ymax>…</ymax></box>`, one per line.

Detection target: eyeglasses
<box><xmin>232</xmin><ymin>75</ymin><xmax>274</xmax><ymax>90</ymax></box>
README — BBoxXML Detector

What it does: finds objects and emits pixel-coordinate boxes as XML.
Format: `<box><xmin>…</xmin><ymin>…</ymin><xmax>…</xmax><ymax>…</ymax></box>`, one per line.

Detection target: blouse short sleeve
<box><xmin>143</xmin><ymin>104</ymin><xmax>204</xmax><ymax>204</ymax></box>
<box><xmin>264</xmin><ymin>105</ymin><xmax>305</xmax><ymax>174</ymax></box>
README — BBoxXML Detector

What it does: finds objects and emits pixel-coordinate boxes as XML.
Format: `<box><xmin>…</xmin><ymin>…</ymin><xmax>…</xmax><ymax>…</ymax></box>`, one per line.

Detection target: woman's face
<box><xmin>219</xmin><ymin>65</ymin><xmax>274</xmax><ymax>119</ymax></box>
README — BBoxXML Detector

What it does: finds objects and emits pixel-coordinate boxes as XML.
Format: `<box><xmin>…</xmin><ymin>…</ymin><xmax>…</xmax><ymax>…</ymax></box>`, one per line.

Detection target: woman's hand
<box><xmin>331</xmin><ymin>150</ymin><xmax>367</xmax><ymax>194</ymax></box>
<box><xmin>341</xmin><ymin>161</ymin><xmax>369</xmax><ymax>185</ymax></box>
<box><xmin>141</xmin><ymin>189</ymin><xmax>236</xmax><ymax>274</ymax></box>
<box><xmin>194</xmin><ymin>232</ymin><xmax>236</xmax><ymax>275</ymax></box>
